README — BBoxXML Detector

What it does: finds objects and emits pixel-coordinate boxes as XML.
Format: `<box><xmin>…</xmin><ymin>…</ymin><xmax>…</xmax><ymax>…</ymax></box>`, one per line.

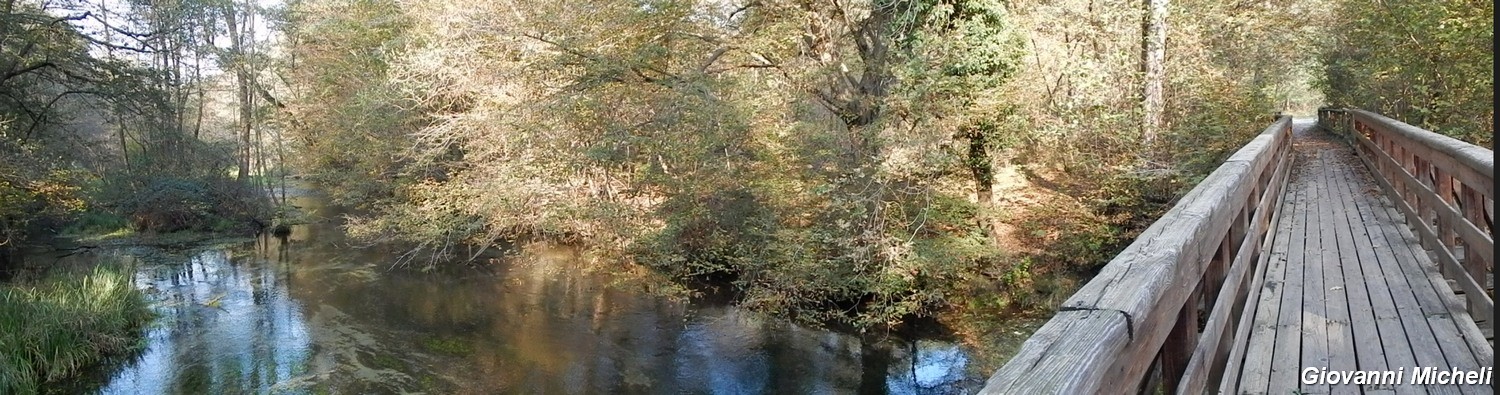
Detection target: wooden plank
<box><xmin>1267</xmin><ymin>160</ymin><xmax>1311</xmax><ymax>394</ymax></box>
<box><xmin>1437</xmin><ymin>167</ymin><xmax>1460</xmax><ymax>280</ymax></box>
<box><xmin>1160</xmin><ymin>287</ymin><xmax>1200</xmax><ymax>394</ymax></box>
<box><xmin>1332</xmin><ymin>155</ymin><xmax>1417</xmax><ymax>395</ymax></box>
<box><xmin>977</xmin><ymin>309</ymin><xmax>1133</xmax><ymax>393</ymax></box>
<box><xmin>1199</xmin><ymin>143</ymin><xmax>1293</xmax><ymax>395</ymax></box>
<box><xmin>1054</xmin><ymin>136</ymin><xmax>1287</xmax><ymax>389</ymax></box>
<box><xmin>1176</xmin><ymin>198</ymin><xmax>1260</xmax><ymax>393</ymax></box>
<box><xmin>1091</xmin><ymin>136</ymin><xmax>1291</xmax><ymax>389</ymax></box>
<box><xmin>980</xmin><ymin>119</ymin><xmax>1293</xmax><ymax>394</ymax></box>
<box><xmin>1345</xmin><ymin>155</ymin><xmax>1453</xmax><ymax>395</ymax></box>
<box><xmin>1423</xmin><ymin>315</ymin><xmax>1491</xmax><ymax>395</ymax></box>
<box><xmin>1317</xmin><ymin>151</ymin><xmax>1358</xmax><ymax>395</ymax></box>
<box><xmin>1350</xmin><ymin>112</ymin><xmax>1495</xmax><ymax>331</ymax></box>
<box><xmin>1300</xmin><ymin>152</ymin><xmax>1331</xmax><ymax>395</ymax></box>
<box><xmin>1459</xmin><ymin>184</ymin><xmax>1493</xmax><ymax>326</ymax></box>
<box><xmin>1229</xmin><ymin>159</ymin><xmax>1300</xmax><ymax>395</ymax></box>
<box><xmin>1380</xmin><ymin>201</ymin><xmax>1492</xmax><ymax>395</ymax></box>
<box><xmin>1362</xmin><ymin>183</ymin><xmax>1466</xmax><ymax>395</ymax></box>
<box><xmin>1437</xmin><ymin>169</ymin><xmax>1458</xmax><ymax>245</ymax></box>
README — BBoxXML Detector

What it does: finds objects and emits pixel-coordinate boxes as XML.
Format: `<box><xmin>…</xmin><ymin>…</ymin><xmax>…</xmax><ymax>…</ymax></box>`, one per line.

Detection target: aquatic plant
<box><xmin>0</xmin><ymin>265</ymin><xmax>153</xmax><ymax>394</ymax></box>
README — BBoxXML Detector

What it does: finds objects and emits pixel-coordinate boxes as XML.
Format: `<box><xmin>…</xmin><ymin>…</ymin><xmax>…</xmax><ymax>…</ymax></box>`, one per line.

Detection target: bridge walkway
<box><xmin>1231</xmin><ymin>125</ymin><xmax>1492</xmax><ymax>395</ymax></box>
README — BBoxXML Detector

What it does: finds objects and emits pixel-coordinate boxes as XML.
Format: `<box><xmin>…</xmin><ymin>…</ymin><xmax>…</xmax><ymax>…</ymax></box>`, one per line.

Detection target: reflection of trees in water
<box><xmin>278</xmin><ymin>240</ymin><xmax>974</xmax><ymax>393</ymax></box>
<box><xmin>99</xmin><ymin>248</ymin><xmax>312</xmax><ymax>394</ymax></box>
<box><xmin>87</xmin><ymin>205</ymin><xmax>976</xmax><ymax>393</ymax></box>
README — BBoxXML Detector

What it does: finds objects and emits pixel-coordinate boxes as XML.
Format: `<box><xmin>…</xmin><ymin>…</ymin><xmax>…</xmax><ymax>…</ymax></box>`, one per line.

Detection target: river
<box><xmin>49</xmin><ymin>196</ymin><xmax>1005</xmax><ymax>394</ymax></box>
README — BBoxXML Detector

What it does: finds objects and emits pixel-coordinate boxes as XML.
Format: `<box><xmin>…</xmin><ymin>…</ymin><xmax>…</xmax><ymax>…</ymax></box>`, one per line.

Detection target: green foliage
<box><xmin>0</xmin><ymin>265</ymin><xmax>153</xmax><ymax>394</ymax></box>
<box><xmin>988</xmin><ymin>0</ymin><xmax>1317</xmax><ymax>325</ymax></box>
<box><xmin>61</xmin><ymin>211</ymin><xmax>131</xmax><ymax>236</ymax></box>
<box><xmin>1013</xmin><ymin>200</ymin><xmax>1128</xmax><ymax>274</ymax></box>
<box><xmin>79</xmin><ymin>135</ymin><xmax>271</xmax><ymax>235</ymax></box>
<box><xmin>282</xmin><ymin>0</ymin><xmax>424</xmax><ymax>210</ymax></box>
<box><xmin>1318</xmin><ymin>0</ymin><xmax>1492</xmax><ymax>146</ymax></box>
<box><xmin>0</xmin><ymin>142</ymin><xmax>90</xmax><ymax>246</ymax></box>
<box><xmin>115</xmin><ymin>178</ymin><xmax>268</xmax><ymax>233</ymax></box>
<box><xmin>276</xmin><ymin>0</ymin><xmax>1337</xmax><ymax>333</ymax></box>
<box><xmin>419</xmin><ymin>336</ymin><xmax>473</xmax><ymax>356</ymax></box>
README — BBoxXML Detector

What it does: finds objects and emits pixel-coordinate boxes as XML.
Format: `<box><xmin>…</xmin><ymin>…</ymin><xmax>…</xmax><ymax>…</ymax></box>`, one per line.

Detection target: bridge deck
<box><xmin>1233</xmin><ymin>128</ymin><xmax>1493</xmax><ymax>394</ymax></box>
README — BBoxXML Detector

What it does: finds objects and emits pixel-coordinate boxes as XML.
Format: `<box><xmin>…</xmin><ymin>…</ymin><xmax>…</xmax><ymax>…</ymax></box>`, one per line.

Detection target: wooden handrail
<box><xmin>980</xmin><ymin>117</ymin><xmax>1295</xmax><ymax>394</ymax></box>
<box><xmin>1318</xmin><ymin>108</ymin><xmax>1494</xmax><ymax>333</ymax></box>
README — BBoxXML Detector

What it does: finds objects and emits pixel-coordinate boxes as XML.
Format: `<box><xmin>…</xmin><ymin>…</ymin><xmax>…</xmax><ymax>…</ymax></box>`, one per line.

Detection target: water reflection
<box><xmin>98</xmin><ymin>249</ymin><xmax>311</xmax><ymax>394</ymax></box>
<box><xmin>76</xmin><ymin>199</ymin><xmax>981</xmax><ymax>394</ymax></box>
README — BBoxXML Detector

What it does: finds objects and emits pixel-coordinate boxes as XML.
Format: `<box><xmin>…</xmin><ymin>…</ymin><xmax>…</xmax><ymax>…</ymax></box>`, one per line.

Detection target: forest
<box><xmin>0</xmin><ymin>0</ymin><xmax>1491</xmax><ymax>391</ymax></box>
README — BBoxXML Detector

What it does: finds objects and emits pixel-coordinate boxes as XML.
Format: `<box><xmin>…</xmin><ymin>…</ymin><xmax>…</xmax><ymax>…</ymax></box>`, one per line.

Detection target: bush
<box><xmin>634</xmin><ymin>185</ymin><xmax>1005</xmax><ymax>329</ymax></box>
<box><xmin>0</xmin><ymin>265</ymin><xmax>153</xmax><ymax>394</ymax></box>
<box><xmin>108</xmin><ymin>177</ymin><xmax>270</xmax><ymax>234</ymax></box>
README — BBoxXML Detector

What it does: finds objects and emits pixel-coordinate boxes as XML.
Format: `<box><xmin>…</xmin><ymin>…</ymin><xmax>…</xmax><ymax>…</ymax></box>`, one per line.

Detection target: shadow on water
<box><xmin>50</xmin><ymin>196</ymin><xmax>994</xmax><ymax>394</ymax></box>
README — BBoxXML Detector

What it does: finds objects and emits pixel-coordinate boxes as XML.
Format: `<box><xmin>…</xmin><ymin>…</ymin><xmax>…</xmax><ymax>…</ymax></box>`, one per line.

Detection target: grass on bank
<box><xmin>0</xmin><ymin>265</ymin><xmax>153</xmax><ymax>394</ymax></box>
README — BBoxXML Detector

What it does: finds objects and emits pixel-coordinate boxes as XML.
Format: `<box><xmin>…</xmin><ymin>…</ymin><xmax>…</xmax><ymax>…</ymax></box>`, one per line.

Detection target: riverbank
<box><xmin>62</xmin><ymin>229</ymin><xmax>258</xmax><ymax>249</ymax></box>
<box><xmin>0</xmin><ymin>265</ymin><xmax>152</xmax><ymax>394</ymax></box>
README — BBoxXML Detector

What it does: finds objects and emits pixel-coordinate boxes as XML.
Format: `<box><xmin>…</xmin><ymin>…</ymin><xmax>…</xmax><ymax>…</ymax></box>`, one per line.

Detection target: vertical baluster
<box><xmin>1459</xmin><ymin>184</ymin><xmax>1492</xmax><ymax>325</ymax></box>
<box><xmin>1413</xmin><ymin>157</ymin><xmax>1434</xmax><ymax>249</ymax></box>
<box><xmin>1379</xmin><ymin>129</ymin><xmax>1394</xmax><ymax>190</ymax></box>
<box><xmin>1385</xmin><ymin>137</ymin><xmax>1400</xmax><ymax>195</ymax></box>
<box><xmin>1162</xmin><ymin>265</ymin><xmax>1206</xmax><ymax>394</ymax></box>
<box><xmin>1435</xmin><ymin>170</ymin><xmax>1457</xmax><ymax>279</ymax></box>
<box><xmin>1399</xmin><ymin>145</ymin><xmax>1418</xmax><ymax>227</ymax></box>
<box><xmin>1203</xmin><ymin>242</ymin><xmax>1225</xmax><ymax>315</ymax></box>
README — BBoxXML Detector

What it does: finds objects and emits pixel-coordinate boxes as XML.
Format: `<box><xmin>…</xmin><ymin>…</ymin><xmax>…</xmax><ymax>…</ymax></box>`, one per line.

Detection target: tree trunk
<box><xmin>1140</xmin><ymin>0</ymin><xmax>1169</xmax><ymax>163</ymax></box>
<box><xmin>224</xmin><ymin>2</ymin><xmax>252</xmax><ymax>180</ymax></box>
<box><xmin>193</xmin><ymin>48</ymin><xmax>205</xmax><ymax>139</ymax></box>
<box><xmin>118</xmin><ymin>117</ymin><xmax>130</xmax><ymax>174</ymax></box>
<box><xmin>968</xmin><ymin>130</ymin><xmax>1001</xmax><ymax>237</ymax></box>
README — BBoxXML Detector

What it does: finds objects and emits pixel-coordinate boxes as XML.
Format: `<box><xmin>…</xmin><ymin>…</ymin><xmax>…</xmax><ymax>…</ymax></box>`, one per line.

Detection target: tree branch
<box><xmin>0</xmin><ymin>61</ymin><xmax>54</xmax><ymax>85</ymax></box>
<box><xmin>524</xmin><ymin>32</ymin><xmax>683</xmax><ymax>89</ymax></box>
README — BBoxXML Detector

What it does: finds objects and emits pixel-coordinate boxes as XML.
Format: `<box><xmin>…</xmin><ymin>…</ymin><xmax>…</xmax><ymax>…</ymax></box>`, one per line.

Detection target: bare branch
<box><xmin>0</xmin><ymin>61</ymin><xmax>54</xmax><ymax>84</ymax></box>
<box><xmin>78</xmin><ymin>33</ymin><xmax>158</xmax><ymax>53</ymax></box>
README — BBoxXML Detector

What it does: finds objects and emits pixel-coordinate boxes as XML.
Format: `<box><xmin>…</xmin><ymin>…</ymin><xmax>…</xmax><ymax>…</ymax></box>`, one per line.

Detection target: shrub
<box><xmin>108</xmin><ymin>177</ymin><xmax>270</xmax><ymax>234</ymax></box>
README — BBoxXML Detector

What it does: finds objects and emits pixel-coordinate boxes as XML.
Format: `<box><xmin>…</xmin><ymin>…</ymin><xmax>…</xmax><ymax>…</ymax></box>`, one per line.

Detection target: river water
<box><xmin>52</xmin><ymin>197</ymin><xmax>999</xmax><ymax>394</ymax></box>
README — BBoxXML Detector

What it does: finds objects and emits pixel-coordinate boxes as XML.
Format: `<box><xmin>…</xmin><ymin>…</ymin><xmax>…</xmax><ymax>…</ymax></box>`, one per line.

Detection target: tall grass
<box><xmin>0</xmin><ymin>265</ymin><xmax>152</xmax><ymax>394</ymax></box>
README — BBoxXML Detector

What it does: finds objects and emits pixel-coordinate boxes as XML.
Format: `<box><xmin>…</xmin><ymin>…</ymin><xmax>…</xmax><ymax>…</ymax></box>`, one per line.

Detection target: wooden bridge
<box><xmin>981</xmin><ymin>110</ymin><xmax>1493</xmax><ymax>394</ymax></box>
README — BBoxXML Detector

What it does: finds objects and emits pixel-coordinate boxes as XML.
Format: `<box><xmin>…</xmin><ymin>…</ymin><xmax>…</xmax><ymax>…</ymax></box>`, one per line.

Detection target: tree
<box><xmin>277</xmin><ymin>0</ymin><xmax>1026</xmax><ymax>328</ymax></box>
<box><xmin>1318</xmin><ymin>0</ymin><xmax>1492</xmax><ymax>146</ymax></box>
<box><xmin>280</xmin><ymin>0</ymin><xmax>421</xmax><ymax>209</ymax></box>
<box><xmin>0</xmin><ymin>0</ymin><xmax>276</xmax><ymax>243</ymax></box>
<box><xmin>1140</xmin><ymin>0</ymin><xmax>1168</xmax><ymax>165</ymax></box>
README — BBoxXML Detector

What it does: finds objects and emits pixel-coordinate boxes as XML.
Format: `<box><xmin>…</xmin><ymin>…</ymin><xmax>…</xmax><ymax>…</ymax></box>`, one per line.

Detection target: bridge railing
<box><xmin>980</xmin><ymin>117</ymin><xmax>1295</xmax><ymax>394</ymax></box>
<box><xmin>1318</xmin><ymin>108</ymin><xmax>1494</xmax><ymax>331</ymax></box>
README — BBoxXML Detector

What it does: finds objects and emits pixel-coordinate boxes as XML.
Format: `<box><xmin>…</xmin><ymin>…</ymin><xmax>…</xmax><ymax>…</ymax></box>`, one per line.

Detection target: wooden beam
<box><xmin>1350</xmin><ymin>134</ymin><xmax>1494</xmax><ymax>317</ymax></box>
<box><xmin>1350</xmin><ymin>110</ymin><xmax>1493</xmax><ymax>198</ymax></box>
<box><xmin>1177</xmin><ymin>145</ymin><xmax>1292</xmax><ymax>394</ymax></box>
<box><xmin>1353</xmin><ymin>133</ymin><xmax>1495</xmax><ymax>267</ymax></box>
<box><xmin>980</xmin><ymin>117</ymin><xmax>1293</xmax><ymax>393</ymax></box>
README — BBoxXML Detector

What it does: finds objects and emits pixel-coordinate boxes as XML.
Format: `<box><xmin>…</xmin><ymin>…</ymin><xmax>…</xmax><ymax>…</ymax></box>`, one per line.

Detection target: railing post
<box><xmin>1435</xmin><ymin>168</ymin><xmax>1458</xmax><ymax>279</ymax></box>
<box><xmin>1160</xmin><ymin>284</ymin><xmax>1201</xmax><ymax>394</ymax></box>
<box><xmin>1205</xmin><ymin>230</ymin><xmax>1231</xmax><ymax>312</ymax></box>
<box><xmin>1414</xmin><ymin>157</ymin><xmax>1437</xmax><ymax>251</ymax></box>
<box><xmin>1459</xmin><ymin>184</ymin><xmax>1493</xmax><ymax>324</ymax></box>
<box><xmin>1436</xmin><ymin>170</ymin><xmax>1457</xmax><ymax>244</ymax></box>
